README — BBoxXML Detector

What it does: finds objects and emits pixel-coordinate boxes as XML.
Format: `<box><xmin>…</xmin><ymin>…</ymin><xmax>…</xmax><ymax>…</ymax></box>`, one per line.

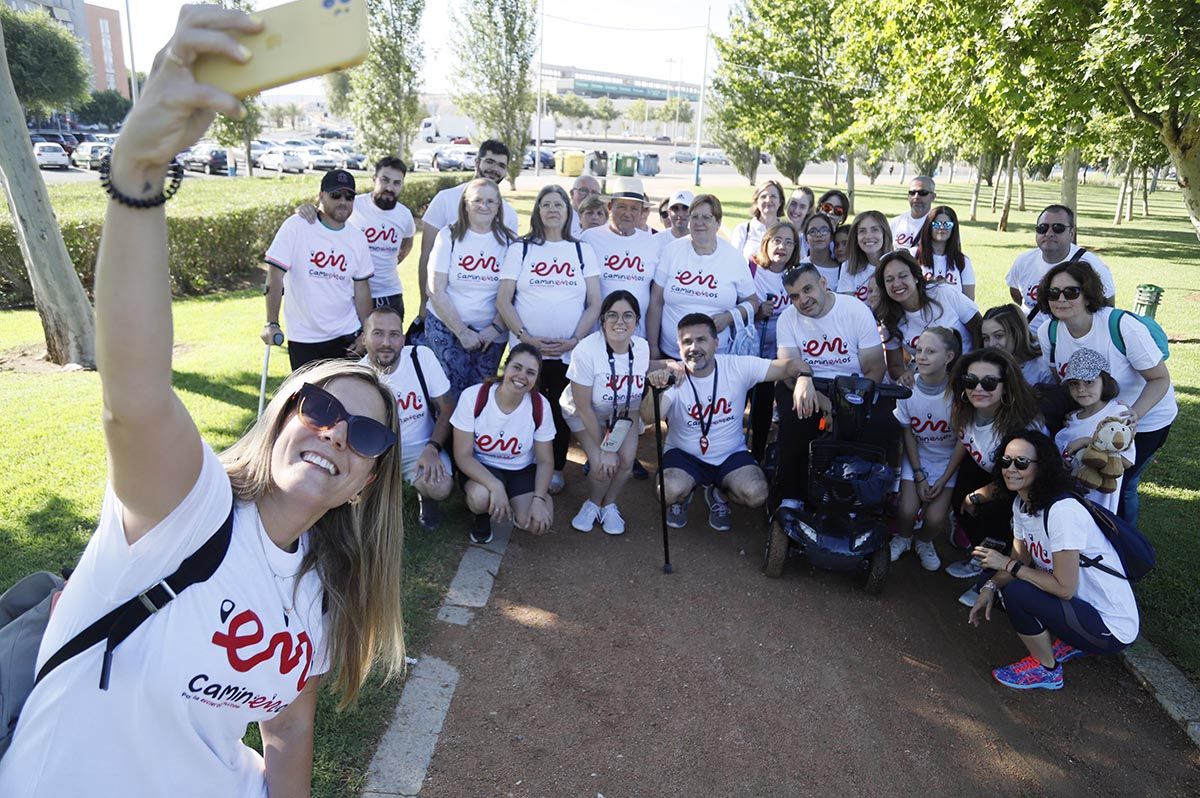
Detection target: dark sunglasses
<box><xmin>819</xmin><ymin>202</ymin><xmax>846</xmax><ymax>217</ymax></box>
<box><xmin>292</xmin><ymin>382</ymin><xmax>396</xmax><ymax>458</ymax></box>
<box><xmin>1046</xmin><ymin>286</ymin><xmax>1083</xmax><ymax>301</ymax></box>
<box><xmin>1035</xmin><ymin>222</ymin><xmax>1069</xmax><ymax>234</ymax></box>
<box><xmin>998</xmin><ymin>455</ymin><xmax>1037</xmax><ymax>471</ymax></box>
<box><xmin>961</xmin><ymin>374</ymin><xmax>1004</xmax><ymax>391</ymax></box>
<box><xmin>907</xmin><ymin>189</ymin><xmax>932</xmax><ymax>197</ymax></box>
<box><xmin>327</xmin><ymin>190</ymin><xmax>355</xmax><ymax>202</ymax></box>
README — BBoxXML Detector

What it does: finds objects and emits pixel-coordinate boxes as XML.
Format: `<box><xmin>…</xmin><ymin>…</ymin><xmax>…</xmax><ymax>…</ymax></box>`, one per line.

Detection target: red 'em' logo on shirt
<box><xmin>604</xmin><ymin>254</ymin><xmax>645</xmax><ymax>273</ymax></box>
<box><xmin>529</xmin><ymin>260</ymin><xmax>575</xmax><ymax>277</ymax></box>
<box><xmin>310</xmin><ymin>250</ymin><xmax>348</xmax><ymax>271</ymax></box>
<box><xmin>211</xmin><ymin>609</ymin><xmax>315</xmax><ymax>691</ymax></box>
<box><xmin>476</xmin><ymin>433</ymin><xmax>521</xmax><ymax>454</ymax></box>
<box><xmin>397</xmin><ymin>391</ymin><xmax>424</xmax><ymax>410</ymax></box>
<box><xmin>910</xmin><ymin>416</ymin><xmax>950</xmax><ymax>433</ymax></box>
<box><xmin>688</xmin><ymin>398</ymin><xmax>733</xmax><ymax>419</ymax></box>
<box><xmin>365</xmin><ymin>226</ymin><xmax>398</xmax><ymax>245</ymax></box>
<box><xmin>460</xmin><ymin>254</ymin><xmax>500</xmax><ymax>272</ymax></box>
<box><xmin>804</xmin><ymin>337</ymin><xmax>849</xmax><ymax>357</ymax></box>
<box><xmin>676</xmin><ymin>270</ymin><xmax>718</xmax><ymax>290</ymax></box>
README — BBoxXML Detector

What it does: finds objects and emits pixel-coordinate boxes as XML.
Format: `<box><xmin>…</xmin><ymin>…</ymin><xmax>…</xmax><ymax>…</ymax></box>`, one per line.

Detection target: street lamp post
<box><xmin>124</xmin><ymin>0</ymin><xmax>138</xmax><ymax>103</ymax></box>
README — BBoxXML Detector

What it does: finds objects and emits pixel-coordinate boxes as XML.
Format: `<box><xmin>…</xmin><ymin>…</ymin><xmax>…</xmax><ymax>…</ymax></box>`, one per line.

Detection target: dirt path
<box><xmin>415</xmin><ymin>445</ymin><xmax>1200</xmax><ymax>797</ymax></box>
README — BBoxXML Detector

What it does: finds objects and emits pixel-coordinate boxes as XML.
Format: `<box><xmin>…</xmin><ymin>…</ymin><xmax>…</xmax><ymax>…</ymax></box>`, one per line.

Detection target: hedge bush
<box><xmin>0</xmin><ymin>172</ymin><xmax>467</xmax><ymax>307</ymax></box>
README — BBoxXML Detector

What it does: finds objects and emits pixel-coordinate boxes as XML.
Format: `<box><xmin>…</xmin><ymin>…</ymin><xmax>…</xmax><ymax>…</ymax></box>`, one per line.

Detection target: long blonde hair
<box><xmin>220</xmin><ymin>359</ymin><xmax>406</xmax><ymax>708</ymax></box>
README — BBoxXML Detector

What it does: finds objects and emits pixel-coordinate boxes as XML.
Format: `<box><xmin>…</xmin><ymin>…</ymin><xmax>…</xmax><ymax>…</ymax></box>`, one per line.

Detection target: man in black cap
<box><xmin>262</xmin><ymin>169</ymin><xmax>374</xmax><ymax>370</ymax></box>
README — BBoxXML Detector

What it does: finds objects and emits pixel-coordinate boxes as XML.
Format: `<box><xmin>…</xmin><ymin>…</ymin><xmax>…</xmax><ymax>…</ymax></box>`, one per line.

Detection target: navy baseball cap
<box><xmin>321</xmin><ymin>169</ymin><xmax>356</xmax><ymax>193</ymax></box>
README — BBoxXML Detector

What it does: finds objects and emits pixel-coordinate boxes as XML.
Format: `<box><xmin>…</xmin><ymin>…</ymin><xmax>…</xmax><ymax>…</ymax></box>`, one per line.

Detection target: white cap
<box><xmin>667</xmin><ymin>189</ymin><xmax>694</xmax><ymax>209</ymax></box>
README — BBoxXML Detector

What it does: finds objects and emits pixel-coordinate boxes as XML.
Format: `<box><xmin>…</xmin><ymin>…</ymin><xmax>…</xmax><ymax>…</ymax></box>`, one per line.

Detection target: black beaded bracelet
<box><xmin>99</xmin><ymin>156</ymin><xmax>185</xmax><ymax>209</ymax></box>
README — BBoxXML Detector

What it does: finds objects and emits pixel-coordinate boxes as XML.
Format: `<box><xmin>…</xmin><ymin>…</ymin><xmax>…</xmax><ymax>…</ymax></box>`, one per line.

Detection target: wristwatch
<box><xmin>426</xmin><ymin>441</ymin><xmax>443</xmax><ymax>453</ymax></box>
<box><xmin>968</xmin><ymin>493</ymin><xmax>983</xmax><ymax>506</ymax></box>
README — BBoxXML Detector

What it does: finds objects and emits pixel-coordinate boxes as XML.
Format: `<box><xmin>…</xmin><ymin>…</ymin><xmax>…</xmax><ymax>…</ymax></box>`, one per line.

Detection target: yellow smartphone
<box><xmin>193</xmin><ymin>0</ymin><xmax>369</xmax><ymax>99</ymax></box>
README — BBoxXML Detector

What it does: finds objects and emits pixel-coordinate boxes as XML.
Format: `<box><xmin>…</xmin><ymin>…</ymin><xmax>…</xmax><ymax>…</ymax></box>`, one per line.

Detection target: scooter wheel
<box><xmin>862</xmin><ymin>543</ymin><xmax>890</xmax><ymax>595</ymax></box>
<box><xmin>762</xmin><ymin>518</ymin><xmax>788</xmax><ymax>578</ymax></box>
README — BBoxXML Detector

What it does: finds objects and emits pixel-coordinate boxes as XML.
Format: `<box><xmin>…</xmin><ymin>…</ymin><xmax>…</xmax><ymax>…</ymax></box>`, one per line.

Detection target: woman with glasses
<box><xmin>497</xmin><ymin>185</ymin><xmax>602</xmax><ymax>494</ymax></box>
<box><xmin>915</xmin><ymin>205</ymin><xmax>975</xmax><ymax>300</ymax></box>
<box><xmin>816</xmin><ymin>189</ymin><xmax>850</xmax><ymax>226</ymax></box>
<box><xmin>562</xmin><ymin>291</ymin><xmax>651</xmax><ymax>535</ymax></box>
<box><xmin>748</xmin><ymin>222</ymin><xmax>801</xmax><ymax>459</ymax></box>
<box><xmin>801</xmin><ymin>212</ymin><xmax>841</xmax><ymax>288</ymax></box>
<box><xmin>647</xmin><ymin>194</ymin><xmax>759</xmax><ymax>360</ymax></box>
<box><xmin>732</xmin><ymin>179</ymin><xmax>786</xmax><ymax>260</ymax></box>
<box><xmin>969</xmin><ymin>431</ymin><xmax>1139</xmax><ymax>691</ymax></box>
<box><xmin>426</xmin><ymin>177</ymin><xmax>515</xmax><ymax>399</ymax></box>
<box><xmin>836</xmin><ymin>210</ymin><xmax>891</xmax><ymax>303</ymax></box>
<box><xmin>1034</xmin><ymin>262</ymin><xmax>1176</xmax><ymax>525</ymax></box>
<box><xmin>0</xmin><ymin>10</ymin><xmax>406</xmax><ymax>795</ymax></box>
<box><xmin>876</xmin><ymin>250</ymin><xmax>982</xmax><ymax>385</ymax></box>
<box><xmin>452</xmin><ymin>344</ymin><xmax>556</xmax><ymax>545</ymax></box>
<box><xmin>946</xmin><ymin>349</ymin><xmax>1044</xmax><ymax>585</ymax></box>
<box><xmin>786</xmin><ymin>186</ymin><xmax>815</xmax><ymax>258</ymax></box>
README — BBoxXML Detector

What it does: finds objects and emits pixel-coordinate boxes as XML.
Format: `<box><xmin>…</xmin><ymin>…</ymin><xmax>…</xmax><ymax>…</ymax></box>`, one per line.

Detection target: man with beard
<box><xmin>361</xmin><ymin>305</ymin><xmax>456</xmax><ymax>529</ymax></box>
<box><xmin>295</xmin><ymin>157</ymin><xmax>416</xmax><ymax>315</ymax></box>
<box><xmin>643</xmin><ymin>313</ymin><xmax>814</xmax><ymax>531</ymax></box>
<box><xmin>263</xmin><ymin>169</ymin><xmax>373</xmax><ymax>370</ymax></box>
<box><xmin>890</xmin><ymin>175</ymin><xmax>936</xmax><ymax>251</ymax></box>
<box><xmin>416</xmin><ymin>139</ymin><xmax>518</xmax><ymax>318</ymax></box>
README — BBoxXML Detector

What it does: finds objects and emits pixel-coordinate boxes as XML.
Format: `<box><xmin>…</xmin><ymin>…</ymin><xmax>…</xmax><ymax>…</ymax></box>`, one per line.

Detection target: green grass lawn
<box><xmin>1</xmin><ymin>175</ymin><xmax>1197</xmax><ymax>793</ymax></box>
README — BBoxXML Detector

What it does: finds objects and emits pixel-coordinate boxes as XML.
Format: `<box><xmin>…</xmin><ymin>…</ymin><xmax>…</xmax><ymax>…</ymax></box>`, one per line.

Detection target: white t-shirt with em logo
<box><xmin>775</xmin><ymin>293</ymin><xmax>881</xmax><ymax>378</ymax></box>
<box><xmin>350</xmin><ymin>192</ymin><xmax>416</xmax><ymax>299</ymax></box>
<box><xmin>560</xmin><ymin>331</ymin><xmax>650</xmax><ymax>424</ymax></box>
<box><xmin>365</xmin><ymin>346</ymin><xmax>450</xmax><ymax>453</ymax></box>
<box><xmin>882</xmin><ymin>283</ymin><xmax>980</xmax><ymax>356</ymax></box>
<box><xmin>892</xmin><ymin>378</ymin><xmax>957</xmax><ymax>485</ymax></box>
<box><xmin>923</xmin><ymin>253</ymin><xmax>976</xmax><ymax>294</ymax></box>
<box><xmin>889</xmin><ymin>211</ymin><xmax>927</xmax><ymax>251</ymax></box>
<box><xmin>501</xmin><ymin>238</ymin><xmax>598</xmax><ymax>354</ymax></box>
<box><xmin>451</xmin><ymin>383</ymin><xmax>556</xmax><ymax>471</ymax></box>
<box><xmin>1004</xmin><ymin>244</ymin><xmax>1117</xmax><ymax>333</ymax></box>
<box><xmin>265</xmin><ymin>214</ymin><xmax>372</xmax><ymax>343</ymax></box>
<box><xmin>428</xmin><ymin>227</ymin><xmax>510</xmax><ymax>331</ymax></box>
<box><xmin>836</xmin><ymin>262</ymin><xmax>876</xmax><ymax>304</ymax></box>
<box><xmin>0</xmin><ymin>444</ymin><xmax>328</xmax><ymax>798</ymax></box>
<box><xmin>580</xmin><ymin>226</ymin><xmax>659</xmax><ymax>338</ymax></box>
<box><xmin>662</xmin><ymin>354</ymin><xmax>771</xmax><ymax>464</ymax></box>
<box><xmin>654</xmin><ymin>237</ymin><xmax>757</xmax><ymax>359</ymax></box>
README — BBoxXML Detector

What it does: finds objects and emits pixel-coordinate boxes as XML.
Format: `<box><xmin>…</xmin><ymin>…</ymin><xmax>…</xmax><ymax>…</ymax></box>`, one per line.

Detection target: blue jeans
<box><xmin>423</xmin><ymin>314</ymin><xmax>506</xmax><ymax>400</ymax></box>
<box><xmin>1000</xmin><ymin>580</ymin><xmax>1129</xmax><ymax>656</ymax></box>
<box><xmin>1117</xmin><ymin>424</ymin><xmax>1172</xmax><ymax>526</ymax></box>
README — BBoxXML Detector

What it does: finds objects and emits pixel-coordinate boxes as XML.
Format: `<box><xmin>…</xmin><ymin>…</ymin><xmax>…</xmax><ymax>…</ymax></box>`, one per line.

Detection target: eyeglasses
<box><xmin>327</xmin><ymin>190</ymin><xmax>355</xmax><ymax>202</ymax></box>
<box><xmin>1046</xmin><ymin>286</ymin><xmax>1083</xmax><ymax>301</ymax></box>
<box><xmin>603</xmin><ymin>310</ymin><xmax>637</xmax><ymax>324</ymax></box>
<box><xmin>292</xmin><ymin>383</ymin><xmax>396</xmax><ymax>458</ymax></box>
<box><xmin>689</xmin><ymin>214</ymin><xmax>716</xmax><ymax>224</ymax></box>
<box><xmin>819</xmin><ymin>203</ymin><xmax>846</xmax><ymax>217</ymax></box>
<box><xmin>1036</xmin><ymin>222</ymin><xmax>1070</xmax><ymax>234</ymax></box>
<box><xmin>907</xmin><ymin>189</ymin><xmax>932</xmax><ymax>197</ymax></box>
<box><xmin>469</xmin><ymin>197</ymin><xmax>499</xmax><ymax>208</ymax></box>
<box><xmin>806</xmin><ymin>227</ymin><xmax>831</xmax><ymax>238</ymax></box>
<box><xmin>930</xmin><ymin>220</ymin><xmax>955</xmax><ymax>232</ymax></box>
<box><xmin>768</xmin><ymin>236</ymin><xmax>795</xmax><ymax>248</ymax></box>
<box><xmin>961</xmin><ymin>374</ymin><xmax>1004</xmax><ymax>391</ymax></box>
<box><xmin>480</xmin><ymin>157</ymin><xmax>507</xmax><ymax>169</ymax></box>
<box><xmin>998</xmin><ymin>455</ymin><xmax>1037</xmax><ymax>471</ymax></box>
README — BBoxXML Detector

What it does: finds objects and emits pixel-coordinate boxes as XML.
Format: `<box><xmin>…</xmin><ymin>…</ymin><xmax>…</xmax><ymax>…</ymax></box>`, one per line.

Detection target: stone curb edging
<box><xmin>1120</xmin><ymin>639</ymin><xmax>1200</xmax><ymax>748</ymax></box>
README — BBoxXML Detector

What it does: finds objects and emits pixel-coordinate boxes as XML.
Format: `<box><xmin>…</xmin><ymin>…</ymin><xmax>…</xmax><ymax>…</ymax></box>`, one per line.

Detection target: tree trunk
<box><xmin>0</xmin><ymin>24</ymin><xmax>95</xmax><ymax>367</ymax></box>
<box><xmin>969</xmin><ymin>153</ymin><xmax>984</xmax><ymax>221</ymax></box>
<box><xmin>1155</xmin><ymin>117</ymin><xmax>1200</xmax><ymax>241</ymax></box>
<box><xmin>948</xmin><ymin>157</ymin><xmax>956</xmax><ymax>184</ymax></box>
<box><xmin>1150</xmin><ymin>165</ymin><xmax>1160</xmax><ymax>193</ymax></box>
<box><xmin>243</xmin><ymin>127</ymin><xmax>254</xmax><ymax>178</ymax></box>
<box><xmin>997</xmin><ymin>135</ymin><xmax>1021</xmax><ymax>232</ymax></box>
<box><xmin>1124</xmin><ymin>146</ymin><xmax>1136</xmax><ymax>222</ymax></box>
<box><xmin>1017</xmin><ymin>155</ymin><xmax>1026</xmax><ymax>212</ymax></box>
<box><xmin>832</xmin><ymin>157</ymin><xmax>840</xmax><ymax>185</ymax></box>
<box><xmin>1141</xmin><ymin>166</ymin><xmax>1149</xmax><ymax>216</ymax></box>
<box><xmin>898</xmin><ymin>157</ymin><xmax>908</xmax><ymax>184</ymax></box>
<box><xmin>845</xmin><ymin>151</ymin><xmax>856</xmax><ymax>214</ymax></box>
<box><xmin>1060</xmin><ymin>146</ymin><xmax>1081</xmax><ymax>220</ymax></box>
<box><xmin>991</xmin><ymin>151</ymin><xmax>1007</xmax><ymax>212</ymax></box>
<box><xmin>1113</xmin><ymin>151</ymin><xmax>1131</xmax><ymax>225</ymax></box>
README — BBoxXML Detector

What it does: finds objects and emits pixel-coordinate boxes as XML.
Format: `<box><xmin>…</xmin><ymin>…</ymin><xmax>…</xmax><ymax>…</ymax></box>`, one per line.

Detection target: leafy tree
<box><xmin>450</xmin><ymin>0</ymin><xmax>537</xmax><ymax>188</ymax></box>
<box><xmin>557</xmin><ymin>92</ymin><xmax>592</xmax><ymax>134</ymax></box>
<box><xmin>76</xmin><ymin>90</ymin><xmax>132</xmax><ymax>128</ymax></box>
<box><xmin>710</xmin><ymin>94</ymin><xmax>761</xmax><ymax>184</ymax></box>
<box><xmin>267</xmin><ymin>103</ymin><xmax>286</xmax><ymax>129</ymax></box>
<box><xmin>625</xmin><ymin>98</ymin><xmax>650</xmax><ymax>136</ymax></box>
<box><xmin>324</xmin><ymin>71</ymin><xmax>352</xmax><ymax>119</ymax></box>
<box><xmin>348</xmin><ymin>0</ymin><xmax>424</xmax><ymax>161</ymax></box>
<box><xmin>211</xmin><ymin>99</ymin><xmax>263</xmax><ymax>176</ymax></box>
<box><xmin>593</xmin><ymin>95</ymin><xmax>619</xmax><ymax>139</ymax></box>
<box><xmin>283</xmin><ymin>102</ymin><xmax>302</xmax><ymax>129</ymax></box>
<box><xmin>1</xmin><ymin>7</ymin><xmax>89</xmax><ymax>117</ymax></box>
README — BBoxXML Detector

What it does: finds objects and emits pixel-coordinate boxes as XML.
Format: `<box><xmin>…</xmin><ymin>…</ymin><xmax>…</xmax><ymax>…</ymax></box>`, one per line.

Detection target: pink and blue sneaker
<box><xmin>993</xmin><ymin>657</ymin><xmax>1064</xmax><ymax>690</ymax></box>
<box><xmin>1053</xmin><ymin>639</ymin><xmax>1086</xmax><ymax>664</ymax></box>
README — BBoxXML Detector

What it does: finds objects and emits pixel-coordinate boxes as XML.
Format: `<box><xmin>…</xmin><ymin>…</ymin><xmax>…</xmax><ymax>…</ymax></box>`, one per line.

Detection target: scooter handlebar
<box><xmin>806</xmin><ymin>376</ymin><xmax>911</xmax><ymax>400</ymax></box>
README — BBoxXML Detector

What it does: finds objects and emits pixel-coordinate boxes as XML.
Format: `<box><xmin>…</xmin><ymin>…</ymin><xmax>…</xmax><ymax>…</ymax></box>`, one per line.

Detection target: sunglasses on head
<box><xmin>907</xmin><ymin>189</ymin><xmax>932</xmax><ymax>197</ymax></box>
<box><xmin>930</xmin><ymin>220</ymin><xmax>955</xmax><ymax>232</ymax></box>
<box><xmin>819</xmin><ymin>202</ymin><xmax>846</xmax><ymax>217</ymax></box>
<box><xmin>1036</xmin><ymin>222</ymin><xmax>1070</xmax><ymax>234</ymax></box>
<box><xmin>292</xmin><ymin>382</ymin><xmax>396</xmax><ymax>458</ymax></box>
<box><xmin>998</xmin><ymin>455</ymin><xmax>1037</xmax><ymax>471</ymax></box>
<box><xmin>961</xmin><ymin>373</ymin><xmax>1004</xmax><ymax>391</ymax></box>
<box><xmin>327</xmin><ymin>190</ymin><xmax>355</xmax><ymax>202</ymax></box>
<box><xmin>1046</xmin><ymin>286</ymin><xmax>1082</xmax><ymax>301</ymax></box>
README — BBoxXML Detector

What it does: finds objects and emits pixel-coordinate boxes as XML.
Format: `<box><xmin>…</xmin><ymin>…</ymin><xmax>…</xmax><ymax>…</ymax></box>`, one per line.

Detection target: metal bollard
<box><xmin>1134</xmin><ymin>284</ymin><xmax>1164</xmax><ymax>319</ymax></box>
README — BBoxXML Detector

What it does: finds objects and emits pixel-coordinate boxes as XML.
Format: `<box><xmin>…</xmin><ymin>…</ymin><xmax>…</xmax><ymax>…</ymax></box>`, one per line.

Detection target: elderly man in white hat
<box><xmin>655</xmin><ymin>189</ymin><xmax>693</xmax><ymax>254</ymax></box>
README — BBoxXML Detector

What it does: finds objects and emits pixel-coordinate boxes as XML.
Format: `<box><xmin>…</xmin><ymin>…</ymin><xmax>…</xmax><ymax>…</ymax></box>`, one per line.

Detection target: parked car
<box><xmin>36</xmin><ymin>132</ymin><xmax>75</xmax><ymax>156</ymax></box>
<box><xmin>524</xmin><ymin>146</ymin><xmax>554</xmax><ymax>170</ymax></box>
<box><xmin>759</xmin><ymin>152</ymin><xmax>772</xmax><ymax>164</ymax></box>
<box><xmin>670</xmin><ymin>150</ymin><xmax>697</xmax><ymax>163</ymax></box>
<box><xmin>449</xmin><ymin>135</ymin><xmax>471</xmax><ymax>145</ymax></box>
<box><xmin>701</xmin><ymin>150</ymin><xmax>729</xmax><ymax>165</ymax></box>
<box><xmin>259</xmin><ymin>147</ymin><xmax>306</xmax><ymax>173</ymax></box>
<box><xmin>297</xmin><ymin>146</ymin><xmax>338</xmax><ymax>171</ymax></box>
<box><xmin>411</xmin><ymin>148</ymin><xmax>435</xmax><ymax>171</ymax></box>
<box><xmin>323</xmin><ymin>142</ymin><xmax>368</xmax><ymax>170</ymax></box>
<box><xmin>654</xmin><ymin>135</ymin><xmax>672</xmax><ymax>143</ymax></box>
<box><xmin>432</xmin><ymin>148</ymin><xmax>466</xmax><ymax>171</ymax></box>
<box><xmin>71</xmin><ymin>141</ymin><xmax>112</xmax><ymax>170</ymax></box>
<box><xmin>281</xmin><ymin>138</ymin><xmax>322</xmax><ymax>150</ymax></box>
<box><xmin>29</xmin><ymin>134</ymin><xmax>46</xmax><ymax>144</ymax></box>
<box><xmin>33</xmin><ymin>142</ymin><xmax>71</xmax><ymax>169</ymax></box>
<box><xmin>183</xmin><ymin>146</ymin><xmax>228</xmax><ymax>175</ymax></box>
<box><xmin>231</xmin><ymin>141</ymin><xmax>271</xmax><ymax>168</ymax></box>
<box><xmin>453</xmin><ymin>147</ymin><xmax>476</xmax><ymax>171</ymax></box>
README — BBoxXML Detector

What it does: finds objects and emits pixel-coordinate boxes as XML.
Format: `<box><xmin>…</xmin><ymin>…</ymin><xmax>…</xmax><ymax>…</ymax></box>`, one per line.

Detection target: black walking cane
<box><xmin>651</xmin><ymin>375</ymin><xmax>676</xmax><ymax>574</ymax></box>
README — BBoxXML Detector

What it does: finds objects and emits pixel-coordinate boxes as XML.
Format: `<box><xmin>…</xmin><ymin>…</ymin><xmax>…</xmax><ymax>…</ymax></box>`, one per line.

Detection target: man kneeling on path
<box><xmin>644</xmin><ymin>313</ymin><xmax>815</xmax><ymax>531</ymax></box>
<box><xmin>362</xmin><ymin>306</ymin><xmax>455</xmax><ymax>529</ymax></box>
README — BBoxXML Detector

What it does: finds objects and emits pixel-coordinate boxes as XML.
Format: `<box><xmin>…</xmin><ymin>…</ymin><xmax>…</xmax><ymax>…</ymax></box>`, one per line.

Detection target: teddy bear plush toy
<box><xmin>1077</xmin><ymin>416</ymin><xmax>1135</xmax><ymax>493</ymax></box>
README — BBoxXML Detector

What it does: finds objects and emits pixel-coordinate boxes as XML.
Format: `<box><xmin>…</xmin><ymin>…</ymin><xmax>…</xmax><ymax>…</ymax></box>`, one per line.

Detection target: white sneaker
<box><xmin>915</xmin><ymin>540</ymin><xmax>941</xmax><ymax>571</ymax></box>
<box><xmin>549</xmin><ymin>471</ymin><xmax>566</xmax><ymax>495</ymax></box>
<box><xmin>958</xmin><ymin>587</ymin><xmax>981</xmax><ymax>608</ymax></box>
<box><xmin>600</xmin><ymin>504</ymin><xmax>625</xmax><ymax>535</ymax></box>
<box><xmin>571</xmin><ymin>500</ymin><xmax>600</xmax><ymax>532</ymax></box>
<box><xmin>889</xmin><ymin>535</ymin><xmax>913</xmax><ymax>562</ymax></box>
<box><xmin>945</xmin><ymin>558</ymin><xmax>983</xmax><ymax>579</ymax></box>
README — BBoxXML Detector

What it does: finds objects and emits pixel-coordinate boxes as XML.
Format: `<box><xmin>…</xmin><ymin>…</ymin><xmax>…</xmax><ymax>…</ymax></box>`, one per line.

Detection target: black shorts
<box><xmin>662</xmin><ymin>448</ymin><xmax>757</xmax><ymax>488</ymax></box>
<box><xmin>288</xmin><ymin>333</ymin><xmax>359</xmax><ymax>371</ymax></box>
<box><xmin>373</xmin><ymin>293</ymin><xmax>404</xmax><ymax>318</ymax></box>
<box><xmin>457</xmin><ymin>462</ymin><xmax>538</xmax><ymax>498</ymax></box>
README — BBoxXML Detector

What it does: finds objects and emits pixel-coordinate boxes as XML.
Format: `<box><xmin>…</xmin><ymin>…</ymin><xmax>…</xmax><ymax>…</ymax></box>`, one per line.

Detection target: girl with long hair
<box><xmin>816</xmin><ymin>188</ymin><xmax>850</xmax><ymax>226</ymax></box>
<box><xmin>732</xmin><ymin>179</ymin><xmax>786</xmax><ymax>260</ymax></box>
<box><xmin>980</xmin><ymin>304</ymin><xmax>1053</xmax><ymax>385</ymax></box>
<box><xmin>426</xmin><ymin>177</ymin><xmax>515</xmax><ymax>398</ymax></box>
<box><xmin>497</xmin><ymin>185</ymin><xmax>602</xmax><ymax>494</ymax></box>
<box><xmin>0</xmin><ymin>11</ymin><xmax>406</xmax><ymax>795</ymax></box>
<box><xmin>915</xmin><ymin>205</ymin><xmax>976</xmax><ymax>300</ymax></box>
<box><xmin>836</xmin><ymin>210</ymin><xmax>891</xmax><ymax>302</ymax></box>
<box><xmin>801</xmin><ymin>212</ymin><xmax>841</xmax><ymax>288</ymax></box>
